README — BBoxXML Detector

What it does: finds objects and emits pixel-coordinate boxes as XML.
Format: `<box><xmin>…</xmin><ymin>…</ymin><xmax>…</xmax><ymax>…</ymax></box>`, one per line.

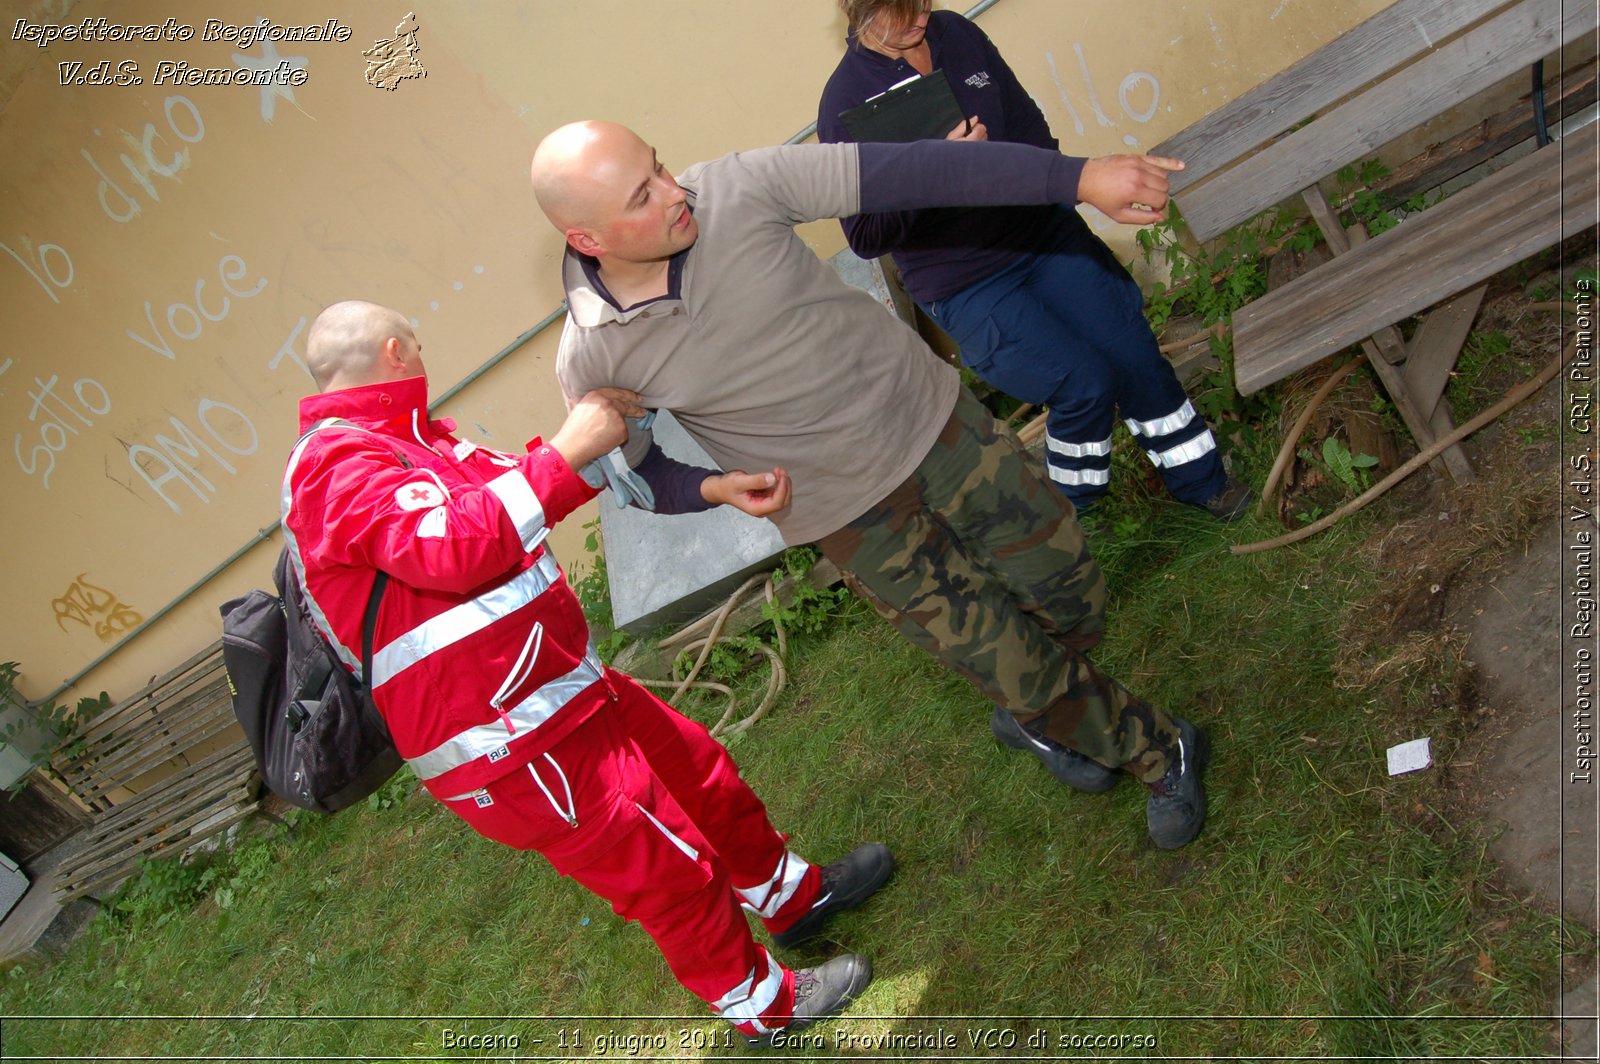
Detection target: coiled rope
<box><xmin>629</xmin><ymin>571</ymin><xmax>790</xmax><ymax>737</ymax></box>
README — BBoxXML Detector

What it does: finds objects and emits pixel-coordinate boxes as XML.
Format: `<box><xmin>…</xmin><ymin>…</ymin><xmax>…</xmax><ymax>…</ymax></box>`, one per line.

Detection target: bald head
<box><xmin>305</xmin><ymin>300</ymin><xmax>423</xmax><ymax>393</ymax></box>
<box><xmin>530</xmin><ymin>120</ymin><xmax>699</xmax><ymax>273</ymax></box>
<box><xmin>531</xmin><ymin>120</ymin><xmax>651</xmax><ymax>235</ymax></box>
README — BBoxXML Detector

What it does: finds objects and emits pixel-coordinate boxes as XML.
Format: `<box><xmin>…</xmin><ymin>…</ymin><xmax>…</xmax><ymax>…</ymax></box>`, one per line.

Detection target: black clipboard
<box><xmin>838</xmin><ymin>69</ymin><xmax>965</xmax><ymax>143</ymax></box>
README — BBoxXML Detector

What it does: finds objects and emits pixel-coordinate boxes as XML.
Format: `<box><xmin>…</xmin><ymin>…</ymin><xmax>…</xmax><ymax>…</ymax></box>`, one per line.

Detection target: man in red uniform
<box><xmin>283</xmin><ymin>299</ymin><xmax>892</xmax><ymax>1042</ymax></box>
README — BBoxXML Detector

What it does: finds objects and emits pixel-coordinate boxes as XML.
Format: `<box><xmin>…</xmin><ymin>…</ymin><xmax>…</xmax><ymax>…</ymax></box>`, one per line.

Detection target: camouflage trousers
<box><xmin>817</xmin><ymin>387</ymin><xmax>1178</xmax><ymax>783</ymax></box>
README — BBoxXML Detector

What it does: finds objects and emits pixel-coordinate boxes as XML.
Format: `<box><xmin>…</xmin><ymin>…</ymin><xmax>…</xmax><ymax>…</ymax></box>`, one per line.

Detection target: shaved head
<box><xmin>529</xmin><ymin>120</ymin><xmax>699</xmax><ymax>292</ymax></box>
<box><xmin>530</xmin><ymin>120</ymin><xmax>646</xmax><ymax>232</ymax></box>
<box><xmin>305</xmin><ymin>300</ymin><xmax>423</xmax><ymax>392</ymax></box>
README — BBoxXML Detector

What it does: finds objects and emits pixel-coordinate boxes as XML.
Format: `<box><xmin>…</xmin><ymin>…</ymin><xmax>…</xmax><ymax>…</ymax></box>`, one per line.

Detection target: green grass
<box><xmin>0</xmin><ymin>493</ymin><xmax>1572</xmax><ymax>1060</ymax></box>
<box><xmin>1446</xmin><ymin>328</ymin><xmax>1520</xmax><ymax>418</ymax></box>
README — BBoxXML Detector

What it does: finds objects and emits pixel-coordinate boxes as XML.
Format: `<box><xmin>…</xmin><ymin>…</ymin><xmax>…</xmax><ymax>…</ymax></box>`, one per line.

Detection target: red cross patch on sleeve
<box><xmin>395</xmin><ymin>480</ymin><xmax>446</xmax><ymax>511</ymax></box>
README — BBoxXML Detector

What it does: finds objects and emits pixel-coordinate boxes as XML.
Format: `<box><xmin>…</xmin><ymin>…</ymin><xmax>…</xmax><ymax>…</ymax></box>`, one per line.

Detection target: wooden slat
<box><xmin>67</xmin><ymin>780</ymin><xmax>254</xmax><ymax>879</ymax></box>
<box><xmin>67</xmin><ymin>775</ymin><xmax>256</xmax><ymax>878</ymax></box>
<box><xmin>68</xmin><ymin>677</ymin><xmax>235</xmax><ymax>800</ymax></box>
<box><xmin>1364</xmin><ymin>59</ymin><xmax>1599</xmax><ymax>215</ymax></box>
<box><xmin>1179</xmin><ymin>0</ymin><xmax>1592</xmax><ymax>242</ymax></box>
<box><xmin>60</xmin><ymin>725</ymin><xmax>235</xmax><ymax>807</ymax></box>
<box><xmin>67</xmin><ymin>741</ymin><xmax>255</xmax><ymax>842</ymax></box>
<box><xmin>52</xmin><ymin>743</ymin><xmax>259</xmax><ymax>902</ymax></box>
<box><xmin>56</xmin><ymin>795</ymin><xmax>259</xmax><ymax>905</ymax></box>
<box><xmin>51</xmin><ymin>645</ymin><xmax>237</xmax><ymax>808</ymax></box>
<box><xmin>68</xmin><ymin>687</ymin><xmax>230</xmax><ymax>783</ymax></box>
<box><xmin>53</xmin><ymin>654</ymin><xmax>225</xmax><ymax>777</ymax></box>
<box><xmin>64</xmin><ymin>757</ymin><xmax>256</xmax><ymax>873</ymax></box>
<box><xmin>67</xmin><ymin>641</ymin><xmax>224</xmax><ymax>744</ymax></box>
<box><xmin>1154</xmin><ymin>0</ymin><xmax>1513</xmax><ymax>193</ymax></box>
<box><xmin>62</xmin><ymin>787</ymin><xmax>255</xmax><ymax>890</ymax></box>
<box><xmin>1232</xmin><ymin>120</ymin><xmax>1600</xmax><ymax>395</ymax></box>
<box><xmin>46</xmin><ymin>640</ymin><xmax>262</xmax><ymax>904</ymax></box>
<box><xmin>1299</xmin><ymin>188</ymin><xmax>1410</xmax><ymax>361</ymax></box>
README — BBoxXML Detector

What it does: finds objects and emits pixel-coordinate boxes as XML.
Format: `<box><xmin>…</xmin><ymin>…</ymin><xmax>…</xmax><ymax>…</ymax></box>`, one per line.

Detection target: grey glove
<box><xmin>578</xmin><ymin>412</ymin><xmax>657</xmax><ymax>510</ymax></box>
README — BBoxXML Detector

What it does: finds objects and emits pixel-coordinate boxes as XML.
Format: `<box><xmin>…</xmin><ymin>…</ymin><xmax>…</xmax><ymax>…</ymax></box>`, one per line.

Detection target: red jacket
<box><xmin>282</xmin><ymin>375</ymin><xmax>614</xmax><ymax>800</ymax></box>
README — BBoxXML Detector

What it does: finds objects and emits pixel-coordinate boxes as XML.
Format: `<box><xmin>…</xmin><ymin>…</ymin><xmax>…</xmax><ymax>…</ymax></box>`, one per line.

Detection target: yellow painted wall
<box><xmin>0</xmin><ymin>0</ymin><xmax>1408</xmax><ymax>708</ymax></box>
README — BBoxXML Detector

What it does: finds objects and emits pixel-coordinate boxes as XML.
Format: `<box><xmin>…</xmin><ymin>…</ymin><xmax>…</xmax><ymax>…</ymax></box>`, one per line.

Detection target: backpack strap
<box><xmin>289</xmin><ymin>417</ymin><xmax>413</xmax><ymax>682</ymax></box>
<box><xmin>361</xmin><ymin>571</ymin><xmax>388</xmax><ymax>687</ymax></box>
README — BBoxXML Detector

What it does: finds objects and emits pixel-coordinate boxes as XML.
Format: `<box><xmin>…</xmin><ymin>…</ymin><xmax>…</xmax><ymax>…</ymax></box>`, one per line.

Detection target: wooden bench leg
<box><xmin>1405</xmin><ymin>286</ymin><xmax>1489</xmax><ymax>413</ymax></box>
<box><xmin>1301</xmin><ymin>187</ymin><xmax>1477</xmax><ymax>483</ymax></box>
<box><xmin>253</xmin><ymin>806</ymin><xmax>295</xmax><ymax>839</ymax></box>
<box><xmin>1409</xmin><ymin>286</ymin><xmax>1489</xmax><ymax>473</ymax></box>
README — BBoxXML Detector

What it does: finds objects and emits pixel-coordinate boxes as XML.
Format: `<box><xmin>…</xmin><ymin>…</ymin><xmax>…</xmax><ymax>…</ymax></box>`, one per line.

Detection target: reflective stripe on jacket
<box><xmin>282</xmin><ymin>374</ymin><xmax>612</xmax><ymax>798</ymax></box>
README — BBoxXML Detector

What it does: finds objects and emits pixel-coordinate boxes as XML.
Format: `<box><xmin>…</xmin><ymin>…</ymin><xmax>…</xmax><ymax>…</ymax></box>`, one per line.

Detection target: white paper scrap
<box><xmin>1386</xmin><ymin>737</ymin><xmax>1433</xmax><ymax>776</ymax></box>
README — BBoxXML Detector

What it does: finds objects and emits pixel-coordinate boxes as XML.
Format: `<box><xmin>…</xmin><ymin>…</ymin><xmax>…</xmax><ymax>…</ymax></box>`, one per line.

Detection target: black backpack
<box><xmin>220</xmin><ymin>548</ymin><xmax>402</xmax><ymax>814</ymax></box>
<box><xmin>219</xmin><ymin>423</ymin><xmax>406</xmax><ymax>813</ymax></box>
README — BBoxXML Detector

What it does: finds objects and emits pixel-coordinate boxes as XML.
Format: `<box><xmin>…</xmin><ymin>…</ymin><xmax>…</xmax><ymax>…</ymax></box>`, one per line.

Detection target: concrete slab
<box><xmin>1560</xmin><ymin>975</ymin><xmax>1598</xmax><ymax>1063</ymax></box>
<box><xmin>601</xmin><ymin>408</ymin><xmax>790</xmax><ymax>634</ymax></box>
<box><xmin>601</xmin><ymin>251</ymin><xmax>915</xmax><ymax>633</ymax></box>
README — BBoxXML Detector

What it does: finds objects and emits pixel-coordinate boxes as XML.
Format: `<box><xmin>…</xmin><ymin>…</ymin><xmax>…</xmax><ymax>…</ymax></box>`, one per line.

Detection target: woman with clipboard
<box><xmin>817</xmin><ymin>1</ymin><xmax>1250</xmax><ymax>525</ymax></box>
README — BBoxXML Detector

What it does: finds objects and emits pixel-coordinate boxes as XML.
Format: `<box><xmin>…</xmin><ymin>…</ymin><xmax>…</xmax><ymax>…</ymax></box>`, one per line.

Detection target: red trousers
<box><xmin>440</xmin><ymin>671</ymin><xmax>822</xmax><ymax>1035</ymax></box>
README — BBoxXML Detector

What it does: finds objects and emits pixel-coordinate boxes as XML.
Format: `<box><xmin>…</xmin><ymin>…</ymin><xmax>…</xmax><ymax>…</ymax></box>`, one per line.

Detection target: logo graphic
<box><xmin>395</xmin><ymin>480</ymin><xmax>445</xmax><ymax>510</ymax></box>
<box><xmin>364</xmin><ymin>12</ymin><xmax>426</xmax><ymax>90</ymax></box>
<box><xmin>965</xmin><ymin>72</ymin><xmax>992</xmax><ymax>89</ymax></box>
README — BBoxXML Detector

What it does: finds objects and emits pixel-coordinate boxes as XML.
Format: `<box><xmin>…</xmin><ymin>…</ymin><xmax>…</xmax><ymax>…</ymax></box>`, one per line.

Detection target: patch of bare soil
<box><xmin>1312</xmin><ymin>269</ymin><xmax>1595</xmax><ymax>1058</ymax></box>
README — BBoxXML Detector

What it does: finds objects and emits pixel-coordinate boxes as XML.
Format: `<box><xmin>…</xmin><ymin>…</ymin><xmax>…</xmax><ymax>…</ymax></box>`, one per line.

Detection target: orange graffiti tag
<box><xmin>52</xmin><ymin>573</ymin><xmax>143</xmax><ymax>642</ymax></box>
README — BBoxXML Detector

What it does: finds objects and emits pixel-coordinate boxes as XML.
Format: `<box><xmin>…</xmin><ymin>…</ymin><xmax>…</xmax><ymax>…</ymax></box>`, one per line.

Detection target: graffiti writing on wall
<box><xmin>52</xmin><ymin>573</ymin><xmax>144</xmax><ymax>642</ymax></box>
<box><xmin>1045</xmin><ymin>43</ymin><xmax>1161</xmax><ymax>146</ymax></box>
<box><xmin>2</xmin><ymin>82</ymin><xmax>314</xmax><ymax>513</ymax></box>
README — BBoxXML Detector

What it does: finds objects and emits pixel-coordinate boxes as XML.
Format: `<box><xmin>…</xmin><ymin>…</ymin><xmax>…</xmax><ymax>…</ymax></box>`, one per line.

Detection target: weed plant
<box><xmin>0</xmin><ymin>664</ymin><xmax>111</xmax><ymax>795</ymax></box>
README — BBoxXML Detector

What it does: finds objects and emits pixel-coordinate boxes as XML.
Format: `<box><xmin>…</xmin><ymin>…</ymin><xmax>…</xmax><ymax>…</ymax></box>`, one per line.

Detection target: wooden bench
<box><xmin>48</xmin><ymin>642</ymin><xmax>260</xmax><ymax>904</ymax></box>
<box><xmin>1153</xmin><ymin>0</ymin><xmax>1598</xmax><ymax>483</ymax></box>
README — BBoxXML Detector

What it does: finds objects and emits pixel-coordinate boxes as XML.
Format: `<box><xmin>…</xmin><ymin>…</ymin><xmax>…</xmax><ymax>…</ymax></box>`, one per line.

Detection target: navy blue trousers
<box><xmin>925</xmin><ymin>207</ymin><xmax>1225</xmax><ymax>507</ymax></box>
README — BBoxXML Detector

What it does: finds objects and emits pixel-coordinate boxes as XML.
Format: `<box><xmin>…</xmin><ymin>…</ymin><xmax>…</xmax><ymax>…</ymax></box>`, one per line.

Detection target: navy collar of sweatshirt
<box><xmin>578</xmin><ymin>243</ymin><xmax>690</xmax><ymax>314</ymax></box>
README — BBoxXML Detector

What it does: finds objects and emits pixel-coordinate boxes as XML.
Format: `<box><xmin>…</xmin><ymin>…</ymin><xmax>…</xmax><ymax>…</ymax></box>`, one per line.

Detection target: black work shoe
<box><xmin>1197</xmin><ymin>474</ymin><xmax>1253</xmax><ymax>522</ymax></box>
<box><xmin>1146</xmin><ymin>718</ymin><xmax>1211</xmax><ymax>849</ymax></box>
<box><xmin>747</xmin><ymin>953</ymin><xmax>872</xmax><ymax>1048</ymax></box>
<box><xmin>770</xmin><ymin>843</ymin><xmax>894</xmax><ymax>951</ymax></box>
<box><xmin>990</xmin><ymin>707</ymin><xmax>1120</xmax><ymax>794</ymax></box>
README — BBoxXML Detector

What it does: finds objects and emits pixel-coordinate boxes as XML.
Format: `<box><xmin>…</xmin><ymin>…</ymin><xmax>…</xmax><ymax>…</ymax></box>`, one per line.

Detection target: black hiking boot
<box><xmin>770</xmin><ymin>843</ymin><xmax>894</xmax><ymax>951</ymax></box>
<box><xmin>747</xmin><ymin>953</ymin><xmax>873</xmax><ymax>1048</ymax></box>
<box><xmin>1146</xmin><ymin>717</ymin><xmax>1210</xmax><ymax>849</ymax></box>
<box><xmin>991</xmin><ymin>707</ymin><xmax>1120</xmax><ymax>793</ymax></box>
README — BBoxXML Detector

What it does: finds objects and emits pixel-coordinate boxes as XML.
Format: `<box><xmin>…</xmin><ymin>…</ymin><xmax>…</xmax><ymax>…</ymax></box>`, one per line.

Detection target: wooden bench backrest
<box><xmin>1156</xmin><ymin>0</ymin><xmax>1506</xmax><ymax>193</ymax></box>
<box><xmin>50</xmin><ymin>641</ymin><xmax>240</xmax><ymax>810</ymax></box>
<box><xmin>1229</xmin><ymin>118</ymin><xmax>1599</xmax><ymax>393</ymax></box>
<box><xmin>1155</xmin><ymin>0</ymin><xmax>1585</xmax><ymax>242</ymax></box>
